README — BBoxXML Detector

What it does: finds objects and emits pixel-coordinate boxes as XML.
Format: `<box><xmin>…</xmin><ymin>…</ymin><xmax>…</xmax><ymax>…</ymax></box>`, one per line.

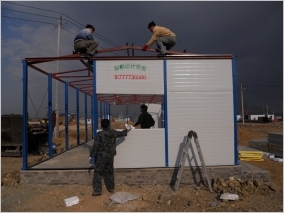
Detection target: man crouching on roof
<box><xmin>141</xmin><ymin>21</ymin><xmax>177</xmax><ymax>56</ymax></box>
<box><xmin>89</xmin><ymin>119</ymin><xmax>131</xmax><ymax>196</ymax></box>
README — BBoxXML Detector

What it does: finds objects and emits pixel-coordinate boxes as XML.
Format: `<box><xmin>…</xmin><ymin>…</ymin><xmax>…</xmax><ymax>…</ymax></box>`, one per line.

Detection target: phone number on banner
<box><xmin>114</xmin><ymin>74</ymin><xmax>147</xmax><ymax>80</ymax></box>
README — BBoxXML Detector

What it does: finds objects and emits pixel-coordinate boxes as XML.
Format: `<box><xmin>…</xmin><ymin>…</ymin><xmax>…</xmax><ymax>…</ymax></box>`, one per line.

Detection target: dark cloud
<box><xmin>1</xmin><ymin>1</ymin><xmax>283</xmax><ymax>116</ymax></box>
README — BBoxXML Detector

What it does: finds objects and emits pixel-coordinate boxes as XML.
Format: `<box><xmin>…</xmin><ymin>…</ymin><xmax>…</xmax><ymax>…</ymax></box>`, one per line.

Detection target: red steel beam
<box><xmin>68</xmin><ymin>77</ymin><xmax>93</xmax><ymax>84</ymax></box>
<box><xmin>52</xmin><ymin>68</ymin><xmax>89</xmax><ymax>77</ymax></box>
<box><xmin>25</xmin><ymin>46</ymin><xmax>234</xmax><ymax>64</ymax></box>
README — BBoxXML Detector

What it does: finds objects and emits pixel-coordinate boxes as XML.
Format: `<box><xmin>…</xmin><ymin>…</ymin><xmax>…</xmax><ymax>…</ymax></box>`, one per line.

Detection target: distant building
<box><xmin>249</xmin><ymin>114</ymin><xmax>274</xmax><ymax>121</ymax></box>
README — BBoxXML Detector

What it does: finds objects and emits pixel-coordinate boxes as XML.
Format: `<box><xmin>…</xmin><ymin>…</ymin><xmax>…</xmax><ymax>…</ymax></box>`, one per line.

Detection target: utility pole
<box><xmin>240</xmin><ymin>84</ymin><xmax>245</xmax><ymax>125</ymax></box>
<box><xmin>55</xmin><ymin>14</ymin><xmax>62</xmax><ymax>138</ymax></box>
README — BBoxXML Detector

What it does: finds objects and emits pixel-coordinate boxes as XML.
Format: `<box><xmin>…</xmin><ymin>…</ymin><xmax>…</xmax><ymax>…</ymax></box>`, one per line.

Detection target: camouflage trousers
<box><xmin>92</xmin><ymin>155</ymin><xmax>115</xmax><ymax>193</ymax></box>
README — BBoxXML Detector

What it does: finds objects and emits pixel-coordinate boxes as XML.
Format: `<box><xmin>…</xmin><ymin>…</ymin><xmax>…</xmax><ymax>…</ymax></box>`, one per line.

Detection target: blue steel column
<box><xmin>48</xmin><ymin>74</ymin><xmax>53</xmax><ymax>157</ymax></box>
<box><xmin>104</xmin><ymin>103</ymin><xmax>107</xmax><ymax>119</ymax></box>
<box><xmin>65</xmin><ymin>82</ymin><xmax>69</xmax><ymax>150</ymax></box>
<box><xmin>100</xmin><ymin>101</ymin><xmax>102</xmax><ymax>120</ymax></box>
<box><xmin>91</xmin><ymin>95</ymin><xmax>94</xmax><ymax>138</ymax></box>
<box><xmin>93</xmin><ymin>61</ymin><xmax>98</xmax><ymax>138</ymax></box>
<box><xmin>76</xmin><ymin>88</ymin><xmax>80</xmax><ymax>145</ymax></box>
<box><xmin>106</xmin><ymin>104</ymin><xmax>109</xmax><ymax>119</ymax></box>
<box><xmin>232</xmin><ymin>56</ymin><xmax>238</xmax><ymax>165</ymax></box>
<box><xmin>85</xmin><ymin>92</ymin><xmax>88</xmax><ymax>142</ymax></box>
<box><xmin>104</xmin><ymin>103</ymin><xmax>106</xmax><ymax>118</ymax></box>
<box><xmin>22</xmin><ymin>60</ymin><xmax>28</xmax><ymax>170</ymax></box>
<box><xmin>163</xmin><ymin>59</ymin><xmax>169</xmax><ymax>167</ymax></box>
<box><xmin>109</xmin><ymin>104</ymin><xmax>111</xmax><ymax>128</ymax></box>
<box><xmin>126</xmin><ymin>104</ymin><xmax>129</xmax><ymax>124</ymax></box>
<box><xmin>161</xmin><ymin>102</ymin><xmax>164</xmax><ymax>128</ymax></box>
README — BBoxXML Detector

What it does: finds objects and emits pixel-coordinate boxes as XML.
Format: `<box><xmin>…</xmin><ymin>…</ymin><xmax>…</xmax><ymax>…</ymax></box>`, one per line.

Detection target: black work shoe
<box><xmin>87</xmin><ymin>59</ymin><xmax>93</xmax><ymax>65</ymax></box>
<box><xmin>157</xmin><ymin>53</ymin><xmax>168</xmax><ymax>57</ymax></box>
<box><xmin>85</xmin><ymin>62</ymin><xmax>93</xmax><ymax>72</ymax></box>
<box><xmin>92</xmin><ymin>191</ymin><xmax>101</xmax><ymax>196</ymax></box>
<box><xmin>84</xmin><ymin>53</ymin><xmax>93</xmax><ymax>59</ymax></box>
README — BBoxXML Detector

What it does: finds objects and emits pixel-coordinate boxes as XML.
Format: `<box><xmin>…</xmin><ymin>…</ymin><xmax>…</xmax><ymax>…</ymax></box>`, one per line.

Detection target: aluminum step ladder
<box><xmin>174</xmin><ymin>130</ymin><xmax>213</xmax><ymax>192</ymax></box>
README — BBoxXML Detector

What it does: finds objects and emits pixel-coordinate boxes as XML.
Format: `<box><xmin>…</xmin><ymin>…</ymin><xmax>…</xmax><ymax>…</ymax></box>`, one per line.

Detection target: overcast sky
<box><xmin>1</xmin><ymin>1</ymin><xmax>283</xmax><ymax>119</ymax></box>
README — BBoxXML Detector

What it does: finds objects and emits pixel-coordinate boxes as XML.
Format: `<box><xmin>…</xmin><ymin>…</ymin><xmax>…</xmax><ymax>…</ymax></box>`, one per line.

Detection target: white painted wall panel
<box><xmin>96</xmin><ymin>60</ymin><xmax>164</xmax><ymax>94</ymax></box>
<box><xmin>167</xmin><ymin>59</ymin><xmax>233</xmax><ymax>92</ymax></box>
<box><xmin>114</xmin><ymin>129</ymin><xmax>165</xmax><ymax>168</ymax></box>
<box><xmin>166</xmin><ymin>59</ymin><xmax>235</xmax><ymax>166</ymax></box>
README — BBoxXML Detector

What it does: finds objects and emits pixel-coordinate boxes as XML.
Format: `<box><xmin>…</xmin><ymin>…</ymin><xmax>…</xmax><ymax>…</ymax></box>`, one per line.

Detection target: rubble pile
<box><xmin>212</xmin><ymin>177</ymin><xmax>278</xmax><ymax>198</ymax></box>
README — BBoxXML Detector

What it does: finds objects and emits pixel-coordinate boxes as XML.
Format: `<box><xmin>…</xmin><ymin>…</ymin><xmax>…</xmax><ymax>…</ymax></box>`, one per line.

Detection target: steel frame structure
<box><xmin>22</xmin><ymin>45</ymin><xmax>234</xmax><ymax>169</ymax></box>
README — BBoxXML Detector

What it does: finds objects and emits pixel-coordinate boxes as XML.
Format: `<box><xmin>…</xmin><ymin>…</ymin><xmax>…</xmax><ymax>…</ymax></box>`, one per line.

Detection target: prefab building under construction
<box><xmin>22</xmin><ymin>46</ymin><xmax>237</xmax><ymax>170</ymax></box>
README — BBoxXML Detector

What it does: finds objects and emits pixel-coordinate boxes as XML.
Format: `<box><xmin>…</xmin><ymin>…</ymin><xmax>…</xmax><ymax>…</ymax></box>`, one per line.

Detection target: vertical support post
<box><xmin>132</xmin><ymin>43</ymin><xmax>134</xmax><ymax>56</ymax></box>
<box><xmin>232</xmin><ymin>56</ymin><xmax>238</xmax><ymax>165</ymax></box>
<box><xmin>55</xmin><ymin>15</ymin><xmax>62</xmax><ymax>138</ymax></box>
<box><xmin>105</xmin><ymin>103</ymin><xmax>107</xmax><ymax>119</ymax></box>
<box><xmin>22</xmin><ymin>60</ymin><xmax>28</xmax><ymax>170</ymax></box>
<box><xmin>91</xmin><ymin>95</ymin><xmax>94</xmax><ymax>138</ymax></box>
<box><xmin>93</xmin><ymin>60</ymin><xmax>98</xmax><ymax>139</ymax></box>
<box><xmin>85</xmin><ymin>92</ymin><xmax>88</xmax><ymax>142</ymax></box>
<box><xmin>161</xmin><ymin>102</ymin><xmax>164</xmax><ymax>128</ymax></box>
<box><xmin>100</xmin><ymin>101</ymin><xmax>102</xmax><ymax>121</ymax></box>
<box><xmin>48</xmin><ymin>73</ymin><xmax>53</xmax><ymax>157</ymax></box>
<box><xmin>163</xmin><ymin>59</ymin><xmax>169</xmax><ymax>167</ymax></box>
<box><xmin>104</xmin><ymin>103</ymin><xmax>107</xmax><ymax>118</ymax></box>
<box><xmin>126</xmin><ymin>104</ymin><xmax>129</xmax><ymax>124</ymax></box>
<box><xmin>76</xmin><ymin>88</ymin><xmax>80</xmax><ymax>145</ymax></box>
<box><xmin>109</xmin><ymin>104</ymin><xmax>111</xmax><ymax>128</ymax></box>
<box><xmin>240</xmin><ymin>84</ymin><xmax>245</xmax><ymax>126</ymax></box>
<box><xmin>107</xmin><ymin>104</ymin><xmax>110</xmax><ymax>119</ymax></box>
<box><xmin>126</xmin><ymin>43</ymin><xmax>129</xmax><ymax>56</ymax></box>
<box><xmin>65</xmin><ymin>82</ymin><xmax>69</xmax><ymax>150</ymax></box>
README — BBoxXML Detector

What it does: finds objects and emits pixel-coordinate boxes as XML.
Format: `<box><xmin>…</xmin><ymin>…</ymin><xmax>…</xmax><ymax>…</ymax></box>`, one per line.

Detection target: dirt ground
<box><xmin>1</xmin><ymin>122</ymin><xmax>283</xmax><ymax>212</ymax></box>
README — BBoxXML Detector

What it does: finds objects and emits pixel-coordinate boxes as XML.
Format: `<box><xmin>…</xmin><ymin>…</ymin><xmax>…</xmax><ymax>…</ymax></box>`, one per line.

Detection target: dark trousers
<box><xmin>92</xmin><ymin>155</ymin><xmax>114</xmax><ymax>193</ymax></box>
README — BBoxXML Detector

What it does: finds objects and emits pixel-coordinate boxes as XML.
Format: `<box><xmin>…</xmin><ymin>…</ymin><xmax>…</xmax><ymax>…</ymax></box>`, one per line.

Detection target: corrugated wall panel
<box><xmin>96</xmin><ymin>60</ymin><xmax>163</xmax><ymax>94</ymax></box>
<box><xmin>167</xmin><ymin>59</ymin><xmax>233</xmax><ymax>92</ymax></box>
<box><xmin>166</xmin><ymin>59</ymin><xmax>235</xmax><ymax>166</ymax></box>
<box><xmin>114</xmin><ymin>129</ymin><xmax>165</xmax><ymax>168</ymax></box>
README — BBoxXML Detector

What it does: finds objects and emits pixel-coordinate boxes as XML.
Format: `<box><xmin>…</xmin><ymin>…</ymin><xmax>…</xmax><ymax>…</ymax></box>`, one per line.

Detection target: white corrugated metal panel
<box><xmin>96</xmin><ymin>60</ymin><xmax>164</xmax><ymax>94</ymax></box>
<box><xmin>166</xmin><ymin>59</ymin><xmax>235</xmax><ymax>166</ymax></box>
<box><xmin>114</xmin><ymin>129</ymin><xmax>165</xmax><ymax>168</ymax></box>
<box><xmin>167</xmin><ymin>59</ymin><xmax>233</xmax><ymax>92</ymax></box>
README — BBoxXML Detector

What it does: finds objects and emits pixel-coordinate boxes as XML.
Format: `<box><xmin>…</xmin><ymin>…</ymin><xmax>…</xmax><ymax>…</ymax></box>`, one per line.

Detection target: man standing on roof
<box><xmin>74</xmin><ymin>24</ymin><xmax>99</xmax><ymax>68</ymax></box>
<box><xmin>141</xmin><ymin>21</ymin><xmax>177</xmax><ymax>56</ymax></box>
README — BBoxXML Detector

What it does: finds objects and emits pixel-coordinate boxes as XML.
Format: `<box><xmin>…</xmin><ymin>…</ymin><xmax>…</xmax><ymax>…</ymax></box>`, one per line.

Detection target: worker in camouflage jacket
<box><xmin>89</xmin><ymin>119</ymin><xmax>131</xmax><ymax>196</ymax></box>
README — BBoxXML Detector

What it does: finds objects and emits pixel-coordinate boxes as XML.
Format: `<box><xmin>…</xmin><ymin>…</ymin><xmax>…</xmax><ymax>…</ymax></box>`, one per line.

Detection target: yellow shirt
<box><xmin>146</xmin><ymin>26</ymin><xmax>176</xmax><ymax>47</ymax></box>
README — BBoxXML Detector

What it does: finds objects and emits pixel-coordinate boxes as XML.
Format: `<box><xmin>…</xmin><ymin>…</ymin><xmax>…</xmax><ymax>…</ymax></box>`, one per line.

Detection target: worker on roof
<box><xmin>141</xmin><ymin>21</ymin><xmax>177</xmax><ymax>56</ymax></box>
<box><xmin>74</xmin><ymin>24</ymin><xmax>99</xmax><ymax>68</ymax></box>
<box><xmin>89</xmin><ymin>119</ymin><xmax>131</xmax><ymax>196</ymax></box>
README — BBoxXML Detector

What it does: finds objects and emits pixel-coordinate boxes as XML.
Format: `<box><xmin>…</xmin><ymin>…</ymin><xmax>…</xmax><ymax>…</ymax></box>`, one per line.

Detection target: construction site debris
<box><xmin>64</xmin><ymin>196</ymin><xmax>79</xmax><ymax>207</ymax></box>
<box><xmin>212</xmin><ymin>177</ymin><xmax>277</xmax><ymax>198</ymax></box>
<box><xmin>220</xmin><ymin>193</ymin><xmax>239</xmax><ymax>201</ymax></box>
<box><xmin>110</xmin><ymin>192</ymin><xmax>138</xmax><ymax>204</ymax></box>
